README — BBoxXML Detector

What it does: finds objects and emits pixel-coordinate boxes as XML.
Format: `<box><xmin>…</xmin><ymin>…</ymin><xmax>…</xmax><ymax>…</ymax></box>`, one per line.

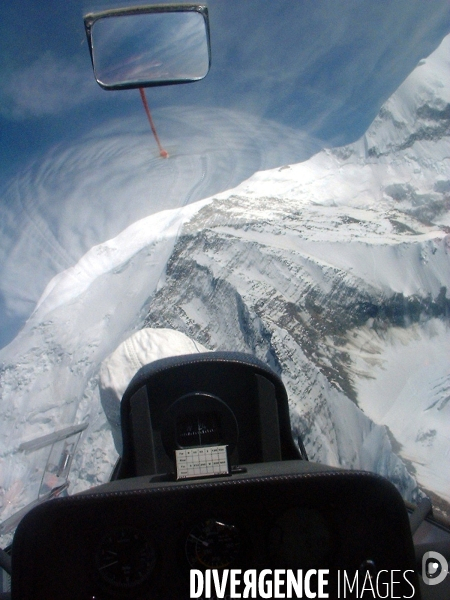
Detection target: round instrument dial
<box><xmin>185</xmin><ymin>518</ymin><xmax>241</xmax><ymax>569</ymax></box>
<box><xmin>96</xmin><ymin>527</ymin><xmax>155</xmax><ymax>589</ymax></box>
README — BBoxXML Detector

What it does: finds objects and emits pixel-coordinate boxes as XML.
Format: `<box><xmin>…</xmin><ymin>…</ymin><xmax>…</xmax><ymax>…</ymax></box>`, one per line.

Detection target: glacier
<box><xmin>1</xmin><ymin>33</ymin><xmax>450</xmax><ymax>538</ymax></box>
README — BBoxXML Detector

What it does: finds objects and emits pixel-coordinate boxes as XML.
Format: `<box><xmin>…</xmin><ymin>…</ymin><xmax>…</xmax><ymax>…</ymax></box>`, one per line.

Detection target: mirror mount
<box><xmin>84</xmin><ymin>3</ymin><xmax>211</xmax><ymax>90</ymax></box>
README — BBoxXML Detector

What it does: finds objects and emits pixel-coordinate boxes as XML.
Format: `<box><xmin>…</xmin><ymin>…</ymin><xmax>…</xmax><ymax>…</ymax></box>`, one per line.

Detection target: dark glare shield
<box><xmin>84</xmin><ymin>5</ymin><xmax>211</xmax><ymax>90</ymax></box>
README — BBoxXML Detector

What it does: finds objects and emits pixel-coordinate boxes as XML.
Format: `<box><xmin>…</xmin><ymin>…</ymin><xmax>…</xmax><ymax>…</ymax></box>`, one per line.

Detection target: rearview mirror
<box><xmin>84</xmin><ymin>4</ymin><xmax>211</xmax><ymax>90</ymax></box>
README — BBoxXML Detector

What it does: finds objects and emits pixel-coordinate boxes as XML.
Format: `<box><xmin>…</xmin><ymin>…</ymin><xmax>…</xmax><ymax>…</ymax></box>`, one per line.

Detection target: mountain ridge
<box><xmin>143</xmin><ymin>34</ymin><xmax>450</xmax><ymax>508</ymax></box>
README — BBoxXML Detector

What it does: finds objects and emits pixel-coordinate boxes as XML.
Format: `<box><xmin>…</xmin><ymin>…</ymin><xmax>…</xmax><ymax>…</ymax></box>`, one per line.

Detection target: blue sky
<box><xmin>2</xmin><ymin>1</ymin><xmax>449</xmax><ymax>171</ymax></box>
<box><xmin>0</xmin><ymin>0</ymin><xmax>450</xmax><ymax>347</ymax></box>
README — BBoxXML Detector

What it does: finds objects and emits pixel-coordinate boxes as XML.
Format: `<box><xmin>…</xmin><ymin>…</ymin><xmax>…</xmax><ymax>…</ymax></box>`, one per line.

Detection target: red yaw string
<box><xmin>139</xmin><ymin>87</ymin><xmax>169</xmax><ymax>158</ymax></box>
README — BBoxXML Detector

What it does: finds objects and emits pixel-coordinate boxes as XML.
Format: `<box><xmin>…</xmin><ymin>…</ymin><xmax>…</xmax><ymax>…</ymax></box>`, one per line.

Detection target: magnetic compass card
<box><xmin>176</xmin><ymin>445</ymin><xmax>229</xmax><ymax>480</ymax></box>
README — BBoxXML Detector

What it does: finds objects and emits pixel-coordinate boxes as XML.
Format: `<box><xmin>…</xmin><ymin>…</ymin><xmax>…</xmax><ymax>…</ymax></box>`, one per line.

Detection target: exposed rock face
<box><xmin>143</xmin><ymin>194</ymin><xmax>449</xmax><ymax>505</ymax></box>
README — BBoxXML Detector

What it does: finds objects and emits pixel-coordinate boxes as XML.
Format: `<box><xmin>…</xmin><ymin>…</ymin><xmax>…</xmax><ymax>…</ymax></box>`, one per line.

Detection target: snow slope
<box><xmin>0</xmin><ymin>201</ymin><xmax>208</xmax><ymax>532</ymax></box>
<box><xmin>349</xmin><ymin>320</ymin><xmax>450</xmax><ymax>499</ymax></box>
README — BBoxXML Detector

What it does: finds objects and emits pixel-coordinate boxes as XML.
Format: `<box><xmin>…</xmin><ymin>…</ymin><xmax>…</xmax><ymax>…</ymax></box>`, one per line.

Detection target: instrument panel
<box><xmin>89</xmin><ymin>506</ymin><xmax>334</xmax><ymax>597</ymax></box>
<box><xmin>11</xmin><ymin>462</ymin><xmax>418</xmax><ymax>599</ymax></box>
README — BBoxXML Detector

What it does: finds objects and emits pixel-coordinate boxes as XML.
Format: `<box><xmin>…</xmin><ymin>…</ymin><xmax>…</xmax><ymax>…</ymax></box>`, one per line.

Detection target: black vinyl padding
<box><xmin>11</xmin><ymin>462</ymin><xmax>421</xmax><ymax>599</ymax></box>
<box><xmin>118</xmin><ymin>352</ymin><xmax>301</xmax><ymax>479</ymax></box>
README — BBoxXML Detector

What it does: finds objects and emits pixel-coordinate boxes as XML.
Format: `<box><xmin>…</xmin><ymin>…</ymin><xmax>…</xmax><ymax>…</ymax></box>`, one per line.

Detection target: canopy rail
<box><xmin>0</xmin><ymin>422</ymin><xmax>88</xmax><ymax>537</ymax></box>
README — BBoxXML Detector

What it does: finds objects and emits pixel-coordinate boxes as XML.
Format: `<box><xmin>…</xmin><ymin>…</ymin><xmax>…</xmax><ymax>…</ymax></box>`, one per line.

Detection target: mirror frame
<box><xmin>84</xmin><ymin>3</ymin><xmax>211</xmax><ymax>90</ymax></box>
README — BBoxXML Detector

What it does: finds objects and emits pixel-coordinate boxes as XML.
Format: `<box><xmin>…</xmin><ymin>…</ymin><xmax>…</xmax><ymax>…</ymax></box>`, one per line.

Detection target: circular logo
<box><xmin>422</xmin><ymin>551</ymin><xmax>448</xmax><ymax>586</ymax></box>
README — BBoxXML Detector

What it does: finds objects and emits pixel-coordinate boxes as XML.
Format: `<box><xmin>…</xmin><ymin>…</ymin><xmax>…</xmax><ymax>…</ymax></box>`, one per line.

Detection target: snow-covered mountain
<box><xmin>142</xmin><ymin>34</ymin><xmax>450</xmax><ymax>512</ymax></box>
<box><xmin>1</xmin><ymin>33</ymin><xmax>449</xmax><ymax>535</ymax></box>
